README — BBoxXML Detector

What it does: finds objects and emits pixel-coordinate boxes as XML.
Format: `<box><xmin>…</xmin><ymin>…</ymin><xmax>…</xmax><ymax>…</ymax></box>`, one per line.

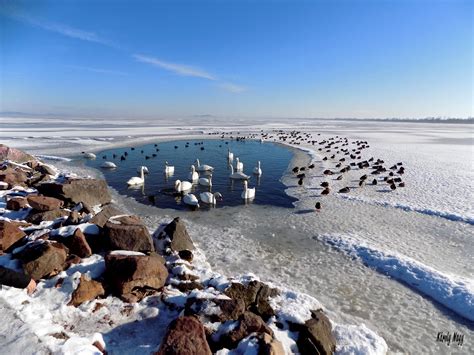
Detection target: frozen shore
<box><xmin>1</xmin><ymin>116</ymin><xmax>473</xmax><ymax>354</ymax></box>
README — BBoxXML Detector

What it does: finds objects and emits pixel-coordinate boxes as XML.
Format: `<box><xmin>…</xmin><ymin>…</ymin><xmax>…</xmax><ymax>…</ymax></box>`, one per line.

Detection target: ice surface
<box><xmin>1</xmin><ymin>117</ymin><xmax>473</xmax><ymax>354</ymax></box>
<box><xmin>320</xmin><ymin>233</ymin><xmax>474</xmax><ymax>322</ymax></box>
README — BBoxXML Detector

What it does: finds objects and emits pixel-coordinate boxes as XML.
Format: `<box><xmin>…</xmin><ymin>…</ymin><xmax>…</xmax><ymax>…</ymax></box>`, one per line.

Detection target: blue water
<box><xmin>85</xmin><ymin>139</ymin><xmax>297</xmax><ymax>210</ymax></box>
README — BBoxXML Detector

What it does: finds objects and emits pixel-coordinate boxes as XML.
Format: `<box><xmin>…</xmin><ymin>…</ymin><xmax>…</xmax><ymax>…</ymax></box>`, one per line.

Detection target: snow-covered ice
<box><xmin>1</xmin><ymin>116</ymin><xmax>473</xmax><ymax>354</ymax></box>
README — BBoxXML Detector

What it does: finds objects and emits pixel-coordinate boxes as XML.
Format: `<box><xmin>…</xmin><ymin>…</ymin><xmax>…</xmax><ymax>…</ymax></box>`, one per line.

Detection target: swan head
<box><xmin>214</xmin><ymin>192</ymin><xmax>223</xmax><ymax>200</ymax></box>
<box><xmin>243</xmin><ymin>180</ymin><xmax>248</xmax><ymax>188</ymax></box>
<box><xmin>191</xmin><ymin>165</ymin><xmax>195</xmax><ymax>171</ymax></box>
<box><xmin>174</xmin><ymin>180</ymin><xmax>181</xmax><ymax>188</ymax></box>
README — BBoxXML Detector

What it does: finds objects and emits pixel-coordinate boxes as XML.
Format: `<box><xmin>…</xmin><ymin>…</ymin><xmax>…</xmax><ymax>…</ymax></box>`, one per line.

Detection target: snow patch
<box><xmin>319</xmin><ymin>234</ymin><xmax>474</xmax><ymax>322</ymax></box>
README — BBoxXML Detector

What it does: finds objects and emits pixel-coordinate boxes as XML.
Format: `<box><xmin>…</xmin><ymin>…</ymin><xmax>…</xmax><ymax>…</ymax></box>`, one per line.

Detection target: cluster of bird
<box><xmin>206</xmin><ymin>129</ymin><xmax>406</xmax><ymax>213</ymax></box>
<box><xmin>84</xmin><ymin>129</ymin><xmax>406</xmax><ymax>212</ymax></box>
<box><xmin>83</xmin><ymin>146</ymin><xmax>263</xmax><ymax>209</ymax></box>
<box><xmin>284</xmin><ymin>134</ymin><xmax>406</xmax><ymax>212</ymax></box>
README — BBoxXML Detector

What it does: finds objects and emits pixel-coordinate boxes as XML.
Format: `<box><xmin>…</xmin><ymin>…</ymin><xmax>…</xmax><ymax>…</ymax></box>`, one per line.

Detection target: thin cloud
<box><xmin>133</xmin><ymin>54</ymin><xmax>217</xmax><ymax>81</ymax></box>
<box><xmin>218</xmin><ymin>82</ymin><xmax>247</xmax><ymax>93</ymax></box>
<box><xmin>4</xmin><ymin>10</ymin><xmax>118</xmax><ymax>48</ymax></box>
<box><xmin>66</xmin><ymin>65</ymin><xmax>128</xmax><ymax>76</ymax></box>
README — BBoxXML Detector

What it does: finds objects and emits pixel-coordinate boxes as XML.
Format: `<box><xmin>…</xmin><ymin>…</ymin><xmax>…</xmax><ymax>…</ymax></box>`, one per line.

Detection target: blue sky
<box><xmin>0</xmin><ymin>0</ymin><xmax>472</xmax><ymax>119</ymax></box>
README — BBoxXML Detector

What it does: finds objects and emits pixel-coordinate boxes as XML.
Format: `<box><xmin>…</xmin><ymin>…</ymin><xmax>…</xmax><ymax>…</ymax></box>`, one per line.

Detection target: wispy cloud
<box><xmin>4</xmin><ymin>10</ymin><xmax>118</xmax><ymax>48</ymax></box>
<box><xmin>218</xmin><ymin>82</ymin><xmax>247</xmax><ymax>93</ymax></box>
<box><xmin>133</xmin><ymin>54</ymin><xmax>217</xmax><ymax>80</ymax></box>
<box><xmin>134</xmin><ymin>54</ymin><xmax>247</xmax><ymax>93</ymax></box>
<box><xmin>66</xmin><ymin>65</ymin><xmax>127</xmax><ymax>76</ymax></box>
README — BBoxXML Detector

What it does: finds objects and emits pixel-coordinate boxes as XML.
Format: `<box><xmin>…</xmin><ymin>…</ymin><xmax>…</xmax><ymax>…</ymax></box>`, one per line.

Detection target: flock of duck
<box><xmin>83</xmin><ymin>146</ymin><xmax>262</xmax><ymax>209</ymax></box>
<box><xmin>82</xmin><ymin>129</ymin><xmax>405</xmax><ymax>211</ymax></box>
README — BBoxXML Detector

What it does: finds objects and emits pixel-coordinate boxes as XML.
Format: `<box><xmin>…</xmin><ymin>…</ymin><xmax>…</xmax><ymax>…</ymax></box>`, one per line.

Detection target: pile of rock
<box><xmin>0</xmin><ymin>145</ymin><xmax>338</xmax><ymax>354</ymax></box>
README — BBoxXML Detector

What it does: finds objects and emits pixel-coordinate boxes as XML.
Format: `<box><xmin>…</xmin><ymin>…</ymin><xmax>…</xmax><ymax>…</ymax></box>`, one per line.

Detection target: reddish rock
<box><xmin>162</xmin><ymin>217</ymin><xmax>195</xmax><ymax>252</ymax></box>
<box><xmin>0</xmin><ymin>144</ymin><xmax>35</xmax><ymax>163</ymax></box>
<box><xmin>64</xmin><ymin>210</ymin><xmax>81</xmax><ymax>226</ymax></box>
<box><xmin>6</xmin><ymin>196</ymin><xmax>28</xmax><ymax>210</ymax></box>
<box><xmin>258</xmin><ymin>333</ymin><xmax>285</xmax><ymax>355</ymax></box>
<box><xmin>224</xmin><ymin>281</ymin><xmax>278</xmax><ymax>321</ymax></box>
<box><xmin>178</xmin><ymin>249</ymin><xmax>193</xmax><ymax>262</ymax></box>
<box><xmin>297</xmin><ymin>310</ymin><xmax>336</xmax><ymax>355</ymax></box>
<box><xmin>156</xmin><ymin>316</ymin><xmax>212</xmax><ymax>355</ymax></box>
<box><xmin>105</xmin><ymin>252</ymin><xmax>168</xmax><ymax>302</ymax></box>
<box><xmin>69</xmin><ymin>274</ymin><xmax>105</xmax><ymax>307</ymax></box>
<box><xmin>104</xmin><ymin>215</ymin><xmax>154</xmax><ymax>253</ymax></box>
<box><xmin>37</xmin><ymin>178</ymin><xmax>111</xmax><ymax>207</ymax></box>
<box><xmin>27</xmin><ymin>195</ymin><xmax>64</xmax><ymax>212</ymax></box>
<box><xmin>0</xmin><ymin>168</ymin><xmax>28</xmax><ymax>187</ymax></box>
<box><xmin>64</xmin><ymin>229</ymin><xmax>92</xmax><ymax>258</ymax></box>
<box><xmin>90</xmin><ymin>203</ymin><xmax>125</xmax><ymax>228</ymax></box>
<box><xmin>0</xmin><ymin>220</ymin><xmax>26</xmax><ymax>252</ymax></box>
<box><xmin>18</xmin><ymin>241</ymin><xmax>68</xmax><ymax>280</ymax></box>
<box><xmin>222</xmin><ymin>312</ymin><xmax>273</xmax><ymax>348</ymax></box>
<box><xmin>26</xmin><ymin>209</ymin><xmax>69</xmax><ymax>224</ymax></box>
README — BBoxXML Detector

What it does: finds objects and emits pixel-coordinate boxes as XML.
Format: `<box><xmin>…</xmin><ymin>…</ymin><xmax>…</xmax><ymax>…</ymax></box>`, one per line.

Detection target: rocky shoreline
<box><xmin>0</xmin><ymin>143</ymin><xmax>368</xmax><ymax>354</ymax></box>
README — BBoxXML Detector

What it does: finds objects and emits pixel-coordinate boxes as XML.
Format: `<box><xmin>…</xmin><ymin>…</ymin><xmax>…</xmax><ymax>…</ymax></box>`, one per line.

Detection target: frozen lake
<box><xmin>1</xmin><ymin>118</ymin><xmax>473</xmax><ymax>354</ymax></box>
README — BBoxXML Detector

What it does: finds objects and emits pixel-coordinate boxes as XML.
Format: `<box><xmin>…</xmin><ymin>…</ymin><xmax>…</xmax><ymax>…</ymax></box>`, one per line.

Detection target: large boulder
<box><xmin>26</xmin><ymin>209</ymin><xmax>70</xmax><ymax>224</ymax></box>
<box><xmin>297</xmin><ymin>310</ymin><xmax>336</xmax><ymax>355</ymax></box>
<box><xmin>52</xmin><ymin>228</ymin><xmax>92</xmax><ymax>258</ymax></box>
<box><xmin>224</xmin><ymin>281</ymin><xmax>278</xmax><ymax>321</ymax></box>
<box><xmin>27</xmin><ymin>195</ymin><xmax>64</xmax><ymax>212</ymax></box>
<box><xmin>105</xmin><ymin>252</ymin><xmax>168</xmax><ymax>302</ymax></box>
<box><xmin>0</xmin><ymin>144</ymin><xmax>35</xmax><ymax>163</ymax></box>
<box><xmin>163</xmin><ymin>217</ymin><xmax>195</xmax><ymax>252</ymax></box>
<box><xmin>258</xmin><ymin>333</ymin><xmax>285</xmax><ymax>355</ymax></box>
<box><xmin>6</xmin><ymin>196</ymin><xmax>28</xmax><ymax>211</ymax></box>
<box><xmin>222</xmin><ymin>312</ymin><xmax>273</xmax><ymax>349</ymax></box>
<box><xmin>0</xmin><ymin>220</ymin><xmax>26</xmax><ymax>252</ymax></box>
<box><xmin>91</xmin><ymin>203</ymin><xmax>125</xmax><ymax>228</ymax></box>
<box><xmin>37</xmin><ymin>178</ymin><xmax>111</xmax><ymax>207</ymax></box>
<box><xmin>69</xmin><ymin>274</ymin><xmax>105</xmax><ymax>307</ymax></box>
<box><xmin>0</xmin><ymin>167</ymin><xmax>28</xmax><ymax>187</ymax></box>
<box><xmin>156</xmin><ymin>316</ymin><xmax>212</xmax><ymax>355</ymax></box>
<box><xmin>17</xmin><ymin>241</ymin><xmax>68</xmax><ymax>280</ymax></box>
<box><xmin>103</xmin><ymin>215</ymin><xmax>154</xmax><ymax>253</ymax></box>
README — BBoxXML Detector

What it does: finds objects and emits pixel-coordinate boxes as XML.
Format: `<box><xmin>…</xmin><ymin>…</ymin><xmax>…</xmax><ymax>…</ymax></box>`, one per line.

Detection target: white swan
<box><xmin>188</xmin><ymin>165</ymin><xmax>199</xmax><ymax>183</ymax></box>
<box><xmin>101</xmin><ymin>161</ymin><xmax>117</xmax><ymax>169</ymax></box>
<box><xmin>229</xmin><ymin>165</ymin><xmax>250</xmax><ymax>180</ymax></box>
<box><xmin>200</xmin><ymin>192</ymin><xmax>223</xmax><ymax>205</ymax></box>
<box><xmin>127</xmin><ymin>166</ymin><xmax>145</xmax><ymax>186</ymax></box>
<box><xmin>183</xmin><ymin>193</ymin><xmax>200</xmax><ymax>208</ymax></box>
<box><xmin>164</xmin><ymin>161</ymin><xmax>174</xmax><ymax>174</ymax></box>
<box><xmin>235</xmin><ymin>157</ymin><xmax>243</xmax><ymax>172</ymax></box>
<box><xmin>241</xmin><ymin>180</ymin><xmax>255</xmax><ymax>200</ymax></box>
<box><xmin>227</xmin><ymin>149</ymin><xmax>234</xmax><ymax>162</ymax></box>
<box><xmin>83</xmin><ymin>152</ymin><xmax>96</xmax><ymax>160</ymax></box>
<box><xmin>137</xmin><ymin>166</ymin><xmax>149</xmax><ymax>174</ymax></box>
<box><xmin>253</xmin><ymin>161</ymin><xmax>262</xmax><ymax>176</ymax></box>
<box><xmin>195</xmin><ymin>159</ymin><xmax>214</xmax><ymax>172</ymax></box>
<box><xmin>175</xmin><ymin>179</ymin><xmax>192</xmax><ymax>192</ymax></box>
<box><xmin>198</xmin><ymin>174</ymin><xmax>212</xmax><ymax>187</ymax></box>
